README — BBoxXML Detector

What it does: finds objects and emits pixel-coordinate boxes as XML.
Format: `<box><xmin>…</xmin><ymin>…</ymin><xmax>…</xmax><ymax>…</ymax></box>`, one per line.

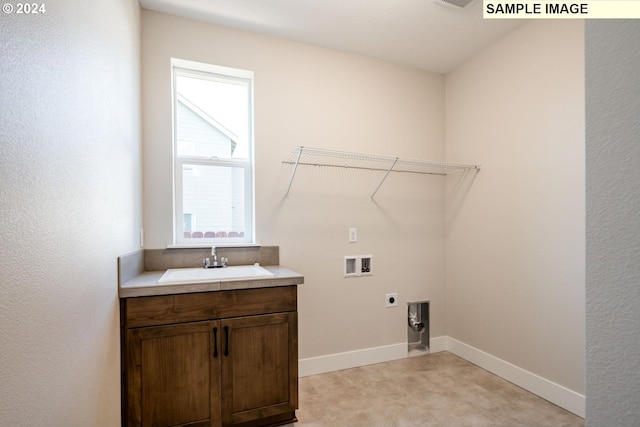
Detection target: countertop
<box><xmin>119</xmin><ymin>265</ymin><xmax>304</xmax><ymax>298</ymax></box>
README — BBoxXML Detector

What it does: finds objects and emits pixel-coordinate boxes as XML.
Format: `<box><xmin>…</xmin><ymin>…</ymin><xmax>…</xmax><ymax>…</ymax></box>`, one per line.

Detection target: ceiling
<box><xmin>139</xmin><ymin>0</ymin><xmax>526</xmax><ymax>74</ymax></box>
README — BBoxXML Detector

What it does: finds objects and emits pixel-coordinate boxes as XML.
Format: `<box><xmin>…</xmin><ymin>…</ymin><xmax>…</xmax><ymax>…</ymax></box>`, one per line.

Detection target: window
<box><xmin>172</xmin><ymin>59</ymin><xmax>254</xmax><ymax>245</ymax></box>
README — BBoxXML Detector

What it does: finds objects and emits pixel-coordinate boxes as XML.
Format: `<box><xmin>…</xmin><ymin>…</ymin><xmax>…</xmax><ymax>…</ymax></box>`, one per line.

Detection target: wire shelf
<box><xmin>282</xmin><ymin>146</ymin><xmax>480</xmax><ymax>199</ymax></box>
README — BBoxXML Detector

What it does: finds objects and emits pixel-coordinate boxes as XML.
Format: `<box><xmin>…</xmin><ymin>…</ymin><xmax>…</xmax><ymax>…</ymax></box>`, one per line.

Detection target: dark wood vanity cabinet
<box><xmin>120</xmin><ymin>286</ymin><xmax>298</xmax><ymax>427</ymax></box>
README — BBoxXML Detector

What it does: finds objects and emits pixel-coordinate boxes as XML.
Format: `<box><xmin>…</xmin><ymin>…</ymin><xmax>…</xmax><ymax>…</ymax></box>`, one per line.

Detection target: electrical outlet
<box><xmin>386</xmin><ymin>293</ymin><xmax>398</xmax><ymax>307</ymax></box>
<box><xmin>349</xmin><ymin>227</ymin><xmax>357</xmax><ymax>243</ymax></box>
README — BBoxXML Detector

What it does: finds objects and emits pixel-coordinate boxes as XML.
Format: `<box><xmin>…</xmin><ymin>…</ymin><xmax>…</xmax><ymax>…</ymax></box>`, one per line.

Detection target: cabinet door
<box><xmin>220</xmin><ymin>312</ymin><xmax>298</xmax><ymax>426</ymax></box>
<box><xmin>126</xmin><ymin>321</ymin><xmax>222</xmax><ymax>427</ymax></box>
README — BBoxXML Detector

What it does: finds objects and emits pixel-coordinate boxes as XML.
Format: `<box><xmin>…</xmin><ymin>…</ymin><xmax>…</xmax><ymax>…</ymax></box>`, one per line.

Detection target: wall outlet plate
<box><xmin>344</xmin><ymin>255</ymin><xmax>373</xmax><ymax>278</ymax></box>
<box><xmin>349</xmin><ymin>227</ymin><xmax>357</xmax><ymax>243</ymax></box>
<box><xmin>386</xmin><ymin>293</ymin><xmax>398</xmax><ymax>307</ymax></box>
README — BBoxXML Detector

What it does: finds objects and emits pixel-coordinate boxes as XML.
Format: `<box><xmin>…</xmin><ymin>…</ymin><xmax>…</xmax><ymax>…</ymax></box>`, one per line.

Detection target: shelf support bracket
<box><xmin>371</xmin><ymin>157</ymin><xmax>398</xmax><ymax>200</ymax></box>
<box><xmin>284</xmin><ymin>146</ymin><xmax>304</xmax><ymax>198</ymax></box>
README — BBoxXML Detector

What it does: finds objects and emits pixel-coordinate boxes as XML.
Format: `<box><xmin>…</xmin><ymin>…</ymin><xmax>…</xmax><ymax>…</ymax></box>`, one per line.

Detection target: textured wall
<box><xmin>445</xmin><ymin>20</ymin><xmax>585</xmax><ymax>394</ymax></box>
<box><xmin>0</xmin><ymin>1</ymin><xmax>141</xmax><ymax>425</ymax></box>
<box><xmin>585</xmin><ymin>21</ymin><xmax>640</xmax><ymax>426</ymax></box>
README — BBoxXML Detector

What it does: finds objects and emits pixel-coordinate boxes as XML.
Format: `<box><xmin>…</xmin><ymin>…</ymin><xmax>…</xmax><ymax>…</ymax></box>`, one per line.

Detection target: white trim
<box><xmin>297</xmin><ymin>336</ymin><xmax>585</xmax><ymax>418</ymax></box>
<box><xmin>171</xmin><ymin>58</ymin><xmax>253</xmax><ymax>79</ymax></box>
<box><xmin>299</xmin><ymin>343</ymin><xmax>407</xmax><ymax>377</ymax></box>
<box><xmin>446</xmin><ymin>337</ymin><xmax>585</xmax><ymax>418</ymax></box>
<box><xmin>428</xmin><ymin>336</ymin><xmax>448</xmax><ymax>353</ymax></box>
<box><xmin>299</xmin><ymin>337</ymin><xmax>448</xmax><ymax>378</ymax></box>
<box><xmin>166</xmin><ymin>243</ymin><xmax>262</xmax><ymax>249</ymax></box>
<box><xmin>170</xmin><ymin>58</ymin><xmax>255</xmax><ymax>246</ymax></box>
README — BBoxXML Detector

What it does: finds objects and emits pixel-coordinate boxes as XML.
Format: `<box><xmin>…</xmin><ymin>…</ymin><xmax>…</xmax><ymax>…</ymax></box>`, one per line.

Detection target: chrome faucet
<box><xmin>204</xmin><ymin>246</ymin><xmax>227</xmax><ymax>268</ymax></box>
<box><xmin>211</xmin><ymin>246</ymin><xmax>218</xmax><ymax>266</ymax></box>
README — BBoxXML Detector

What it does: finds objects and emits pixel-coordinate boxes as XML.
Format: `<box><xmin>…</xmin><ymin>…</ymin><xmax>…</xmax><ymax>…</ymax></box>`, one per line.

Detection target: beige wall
<box><xmin>0</xmin><ymin>0</ymin><xmax>141</xmax><ymax>425</ymax></box>
<box><xmin>445</xmin><ymin>20</ymin><xmax>585</xmax><ymax>394</ymax></box>
<box><xmin>141</xmin><ymin>10</ymin><xmax>447</xmax><ymax>358</ymax></box>
<box><xmin>0</xmin><ymin>2</ymin><xmax>602</xmax><ymax>422</ymax></box>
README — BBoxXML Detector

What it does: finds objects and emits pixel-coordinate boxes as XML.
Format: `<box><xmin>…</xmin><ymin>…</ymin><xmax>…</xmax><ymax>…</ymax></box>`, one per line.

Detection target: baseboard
<box><xmin>298</xmin><ymin>336</ymin><xmax>585</xmax><ymax>418</ymax></box>
<box><xmin>429</xmin><ymin>336</ymin><xmax>448</xmax><ymax>353</ymax></box>
<box><xmin>446</xmin><ymin>337</ymin><xmax>585</xmax><ymax>418</ymax></box>
<box><xmin>299</xmin><ymin>336</ymin><xmax>449</xmax><ymax>377</ymax></box>
<box><xmin>299</xmin><ymin>343</ymin><xmax>407</xmax><ymax>377</ymax></box>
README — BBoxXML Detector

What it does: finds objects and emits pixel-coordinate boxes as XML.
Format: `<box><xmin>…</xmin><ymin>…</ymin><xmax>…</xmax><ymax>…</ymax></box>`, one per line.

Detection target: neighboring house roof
<box><xmin>177</xmin><ymin>93</ymin><xmax>238</xmax><ymax>143</ymax></box>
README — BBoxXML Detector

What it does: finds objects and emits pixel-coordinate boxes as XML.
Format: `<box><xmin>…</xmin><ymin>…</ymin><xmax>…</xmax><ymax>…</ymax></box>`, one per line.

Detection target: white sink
<box><xmin>158</xmin><ymin>265</ymin><xmax>274</xmax><ymax>284</ymax></box>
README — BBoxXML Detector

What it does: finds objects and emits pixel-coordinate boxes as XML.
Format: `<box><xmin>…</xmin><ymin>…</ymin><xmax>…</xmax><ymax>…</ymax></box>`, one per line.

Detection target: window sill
<box><xmin>166</xmin><ymin>243</ymin><xmax>262</xmax><ymax>249</ymax></box>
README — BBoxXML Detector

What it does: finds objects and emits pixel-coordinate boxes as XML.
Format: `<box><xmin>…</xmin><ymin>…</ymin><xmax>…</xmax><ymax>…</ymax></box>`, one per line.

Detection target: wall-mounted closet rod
<box><xmin>282</xmin><ymin>145</ymin><xmax>480</xmax><ymax>199</ymax></box>
<box><xmin>282</xmin><ymin>161</ymin><xmax>456</xmax><ymax>175</ymax></box>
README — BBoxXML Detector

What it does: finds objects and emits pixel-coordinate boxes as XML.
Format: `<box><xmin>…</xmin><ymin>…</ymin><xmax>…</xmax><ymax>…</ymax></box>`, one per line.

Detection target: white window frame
<box><xmin>171</xmin><ymin>58</ymin><xmax>255</xmax><ymax>246</ymax></box>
